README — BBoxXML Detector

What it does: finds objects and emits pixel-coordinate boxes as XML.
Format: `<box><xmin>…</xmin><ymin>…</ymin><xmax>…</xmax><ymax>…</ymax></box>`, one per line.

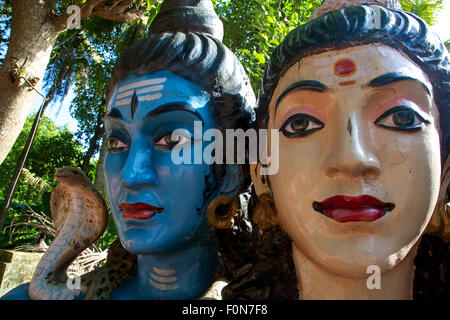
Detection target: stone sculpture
<box><xmin>250</xmin><ymin>0</ymin><xmax>449</xmax><ymax>299</ymax></box>
<box><xmin>2</xmin><ymin>0</ymin><xmax>256</xmax><ymax>300</ymax></box>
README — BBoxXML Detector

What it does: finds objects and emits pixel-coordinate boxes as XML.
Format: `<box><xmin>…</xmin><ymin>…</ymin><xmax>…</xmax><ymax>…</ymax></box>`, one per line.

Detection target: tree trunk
<box><xmin>0</xmin><ymin>0</ymin><xmax>146</xmax><ymax>166</ymax></box>
<box><xmin>93</xmin><ymin>136</ymin><xmax>106</xmax><ymax>196</ymax></box>
<box><xmin>81</xmin><ymin>107</ymin><xmax>105</xmax><ymax>173</ymax></box>
<box><xmin>0</xmin><ymin>1</ymin><xmax>59</xmax><ymax>165</ymax></box>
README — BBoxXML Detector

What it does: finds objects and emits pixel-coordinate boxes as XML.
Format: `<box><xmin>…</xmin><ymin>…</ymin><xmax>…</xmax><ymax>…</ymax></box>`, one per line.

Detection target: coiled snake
<box><xmin>28</xmin><ymin>167</ymin><xmax>134</xmax><ymax>300</ymax></box>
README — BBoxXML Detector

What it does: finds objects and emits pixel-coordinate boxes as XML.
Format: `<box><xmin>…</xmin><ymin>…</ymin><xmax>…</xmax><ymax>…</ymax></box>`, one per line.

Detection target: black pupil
<box><xmin>164</xmin><ymin>135</ymin><xmax>179</xmax><ymax>144</ymax></box>
<box><xmin>109</xmin><ymin>138</ymin><xmax>118</xmax><ymax>148</ymax></box>
<box><xmin>393</xmin><ymin>110</ymin><xmax>415</xmax><ymax>127</ymax></box>
<box><xmin>291</xmin><ymin>118</ymin><xmax>309</xmax><ymax>131</ymax></box>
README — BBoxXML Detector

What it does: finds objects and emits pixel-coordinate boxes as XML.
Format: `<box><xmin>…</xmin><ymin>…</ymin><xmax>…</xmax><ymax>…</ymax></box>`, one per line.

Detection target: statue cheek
<box><xmin>156</xmin><ymin>165</ymin><xmax>171</xmax><ymax>178</ymax></box>
<box><xmin>104</xmin><ymin>153</ymin><xmax>127</xmax><ymax>199</ymax></box>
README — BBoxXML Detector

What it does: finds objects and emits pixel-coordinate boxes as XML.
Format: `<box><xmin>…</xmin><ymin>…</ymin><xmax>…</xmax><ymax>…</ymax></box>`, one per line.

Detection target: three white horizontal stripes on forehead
<box><xmin>149</xmin><ymin>266</ymin><xmax>179</xmax><ymax>291</ymax></box>
<box><xmin>115</xmin><ymin>78</ymin><xmax>167</xmax><ymax>107</ymax></box>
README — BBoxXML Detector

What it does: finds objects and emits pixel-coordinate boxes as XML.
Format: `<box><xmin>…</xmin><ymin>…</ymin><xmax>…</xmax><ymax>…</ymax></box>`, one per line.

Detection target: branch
<box><xmin>80</xmin><ymin>0</ymin><xmax>106</xmax><ymax>19</ymax></box>
<box><xmin>53</xmin><ymin>0</ymin><xmax>103</xmax><ymax>31</ymax></box>
<box><xmin>93</xmin><ymin>8</ymin><xmax>144</xmax><ymax>23</ymax></box>
<box><xmin>136</xmin><ymin>0</ymin><xmax>144</xmax><ymax>9</ymax></box>
<box><xmin>108</xmin><ymin>0</ymin><xmax>135</xmax><ymax>14</ymax></box>
<box><xmin>53</xmin><ymin>0</ymin><xmax>145</xmax><ymax>31</ymax></box>
<box><xmin>80</xmin><ymin>32</ymin><xmax>103</xmax><ymax>64</ymax></box>
<box><xmin>93</xmin><ymin>1</ymin><xmax>145</xmax><ymax>23</ymax></box>
<box><xmin>9</xmin><ymin>222</ymin><xmax>55</xmax><ymax>237</ymax></box>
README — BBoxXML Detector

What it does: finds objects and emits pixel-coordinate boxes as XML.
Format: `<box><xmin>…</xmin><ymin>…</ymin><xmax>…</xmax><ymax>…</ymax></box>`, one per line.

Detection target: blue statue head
<box><xmin>104</xmin><ymin>2</ymin><xmax>255</xmax><ymax>257</ymax></box>
<box><xmin>105</xmin><ymin>71</ymin><xmax>217</xmax><ymax>253</ymax></box>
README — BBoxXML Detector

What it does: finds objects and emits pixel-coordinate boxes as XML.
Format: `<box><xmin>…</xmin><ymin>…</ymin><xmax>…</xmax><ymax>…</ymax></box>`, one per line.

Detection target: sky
<box><xmin>431</xmin><ymin>0</ymin><xmax>450</xmax><ymax>42</ymax></box>
<box><xmin>31</xmin><ymin>88</ymin><xmax>78</xmax><ymax>132</ymax></box>
<box><xmin>31</xmin><ymin>0</ymin><xmax>450</xmax><ymax>134</ymax></box>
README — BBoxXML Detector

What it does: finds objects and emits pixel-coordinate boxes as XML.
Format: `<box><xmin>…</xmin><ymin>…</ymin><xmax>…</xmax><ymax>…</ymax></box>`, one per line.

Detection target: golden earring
<box><xmin>252</xmin><ymin>193</ymin><xmax>278</xmax><ymax>231</ymax></box>
<box><xmin>206</xmin><ymin>196</ymin><xmax>239</xmax><ymax>229</ymax></box>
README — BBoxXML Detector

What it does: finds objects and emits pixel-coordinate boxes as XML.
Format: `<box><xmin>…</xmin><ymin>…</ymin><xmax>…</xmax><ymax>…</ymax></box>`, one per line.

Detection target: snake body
<box><xmin>28</xmin><ymin>167</ymin><xmax>109</xmax><ymax>300</ymax></box>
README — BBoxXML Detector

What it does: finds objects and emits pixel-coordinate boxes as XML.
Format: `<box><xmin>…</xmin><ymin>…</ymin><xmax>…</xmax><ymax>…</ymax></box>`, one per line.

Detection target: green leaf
<box><xmin>400</xmin><ymin>0</ymin><xmax>444</xmax><ymax>25</ymax></box>
<box><xmin>254</xmin><ymin>52</ymin><xmax>266</xmax><ymax>64</ymax></box>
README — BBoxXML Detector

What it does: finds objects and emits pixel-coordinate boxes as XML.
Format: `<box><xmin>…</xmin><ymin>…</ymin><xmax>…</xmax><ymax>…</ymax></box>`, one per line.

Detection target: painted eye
<box><xmin>106</xmin><ymin>137</ymin><xmax>128</xmax><ymax>152</ymax></box>
<box><xmin>374</xmin><ymin>106</ymin><xmax>430</xmax><ymax>131</ymax></box>
<box><xmin>156</xmin><ymin>132</ymin><xmax>191</xmax><ymax>148</ymax></box>
<box><xmin>280</xmin><ymin>113</ymin><xmax>324</xmax><ymax>138</ymax></box>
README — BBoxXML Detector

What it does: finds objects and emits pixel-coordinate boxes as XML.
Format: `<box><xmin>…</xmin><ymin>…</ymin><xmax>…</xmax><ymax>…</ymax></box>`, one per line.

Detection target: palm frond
<box><xmin>20</xmin><ymin>168</ymin><xmax>52</xmax><ymax>197</ymax></box>
<box><xmin>400</xmin><ymin>0</ymin><xmax>444</xmax><ymax>25</ymax></box>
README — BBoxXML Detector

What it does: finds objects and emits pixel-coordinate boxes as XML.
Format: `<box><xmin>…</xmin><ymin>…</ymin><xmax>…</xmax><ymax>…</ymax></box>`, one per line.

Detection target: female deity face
<box><xmin>104</xmin><ymin>70</ymin><xmax>216</xmax><ymax>255</ymax></box>
<box><xmin>262</xmin><ymin>44</ymin><xmax>442</xmax><ymax>277</ymax></box>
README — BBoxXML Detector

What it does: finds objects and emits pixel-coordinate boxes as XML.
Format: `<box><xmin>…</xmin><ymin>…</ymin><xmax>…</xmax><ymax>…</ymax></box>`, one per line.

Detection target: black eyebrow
<box><xmin>143</xmin><ymin>103</ymin><xmax>204</xmax><ymax>123</ymax></box>
<box><xmin>105</xmin><ymin>108</ymin><xmax>124</xmax><ymax>120</ymax></box>
<box><xmin>275</xmin><ymin>80</ymin><xmax>328</xmax><ymax>112</ymax></box>
<box><xmin>367</xmin><ymin>72</ymin><xmax>431</xmax><ymax>94</ymax></box>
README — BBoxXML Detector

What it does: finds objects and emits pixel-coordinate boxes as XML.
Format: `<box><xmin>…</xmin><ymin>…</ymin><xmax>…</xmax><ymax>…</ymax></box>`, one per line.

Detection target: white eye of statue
<box><xmin>374</xmin><ymin>106</ymin><xmax>430</xmax><ymax>131</ymax></box>
<box><xmin>280</xmin><ymin>113</ymin><xmax>324</xmax><ymax>138</ymax></box>
<box><xmin>156</xmin><ymin>132</ymin><xmax>192</xmax><ymax>148</ymax></box>
<box><xmin>106</xmin><ymin>137</ymin><xmax>128</xmax><ymax>152</ymax></box>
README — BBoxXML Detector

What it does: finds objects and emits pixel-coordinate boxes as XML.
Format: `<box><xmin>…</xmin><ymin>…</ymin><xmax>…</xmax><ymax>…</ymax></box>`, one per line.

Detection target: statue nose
<box><xmin>323</xmin><ymin>118</ymin><xmax>381</xmax><ymax>179</ymax></box>
<box><xmin>120</xmin><ymin>138</ymin><xmax>158</xmax><ymax>189</ymax></box>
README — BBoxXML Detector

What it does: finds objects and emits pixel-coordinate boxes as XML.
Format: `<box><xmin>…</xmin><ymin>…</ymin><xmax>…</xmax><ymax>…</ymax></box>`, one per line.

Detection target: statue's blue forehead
<box><xmin>108</xmin><ymin>70</ymin><xmax>211</xmax><ymax>119</ymax></box>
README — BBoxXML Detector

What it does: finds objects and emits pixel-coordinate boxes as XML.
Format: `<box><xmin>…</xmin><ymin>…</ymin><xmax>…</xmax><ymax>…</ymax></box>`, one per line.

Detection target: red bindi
<box><xmin>334</xmin><ymin>58</ymin><xmax>357</xmax><ymax>78</ymax></box>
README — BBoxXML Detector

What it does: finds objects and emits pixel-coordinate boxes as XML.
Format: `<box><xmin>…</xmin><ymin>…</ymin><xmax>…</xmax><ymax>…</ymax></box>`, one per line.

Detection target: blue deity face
<box><xmin>104</xmin><ymin>70</ymin><xmax>216</xmax><ymax>255</ymax></box>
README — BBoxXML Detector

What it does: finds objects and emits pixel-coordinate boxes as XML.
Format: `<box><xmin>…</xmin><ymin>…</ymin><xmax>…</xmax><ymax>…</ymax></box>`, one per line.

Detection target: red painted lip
<box><xmin>313</xmin><ymin>195</ymin><xmax>395</xmax><ymax>223</ymax></box>
<box><xmin>119</xmin><ymin>202</ymin><xmax>164</xmax><ymax>220</ymax></box>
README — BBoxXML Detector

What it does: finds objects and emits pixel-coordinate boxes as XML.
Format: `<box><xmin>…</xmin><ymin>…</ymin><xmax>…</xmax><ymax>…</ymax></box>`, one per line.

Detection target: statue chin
<box><xmin>293</xmin><ymin>236</ymin><xmax>419</xmax><ymax>279</ymax></box>
<box><xmin>116</xmin><ymin>224</ymin><xmax>209</xmax><ymax>256</ymax></box>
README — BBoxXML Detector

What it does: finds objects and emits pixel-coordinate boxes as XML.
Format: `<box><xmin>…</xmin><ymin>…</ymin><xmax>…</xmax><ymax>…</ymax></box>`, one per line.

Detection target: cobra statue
<box><xmin>28</xmin><ymin>167</ymin><xmax>132</xmax><ymax>300</ymax></box>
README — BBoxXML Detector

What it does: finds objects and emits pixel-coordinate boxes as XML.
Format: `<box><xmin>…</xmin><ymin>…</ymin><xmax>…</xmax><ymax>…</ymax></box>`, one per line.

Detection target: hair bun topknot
<box><xmin>148</xmin><ymin>0</ymin><xmax>224</xmax><ymax>40</ymax></box>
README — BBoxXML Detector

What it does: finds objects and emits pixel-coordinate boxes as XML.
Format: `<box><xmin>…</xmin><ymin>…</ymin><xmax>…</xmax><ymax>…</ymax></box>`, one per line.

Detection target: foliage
<box><xmin>217</xmin><ymin>0</ymin><xmax>323</xmax><ymax>92</ymax></box>
<box><xmin>0</xmin><ymin>204</ymin><xmax>56</xmax><ymax>249</ymax></box>
<box><xmin>0</xmin><ymin>0</ymin><xmax>11</xmax><ymax>66</ymax></box>
<box><xmin>20</xmin><ymin>168</ymin><xmax>52</xmax><ymax>199</ymax></box>
<box><xmin>0</xmin><ymin>115</ymin><xmax>84</xmax><ymax>203</ymax></box>
<box><xmin>400</xmin><ymin>0</ymin><xmax>444</xmax><ymax>25</ymax></box>
<box><xmin>70</xmin><ymin>60</ymin><xmax>110</xmax><ymax>172</ymax></box>
<box><xmin>0</xmin><ymin>204</ymin><xmax>48</xmax><ymax>249</ymax></box>
<box><xmin>0</xmin><ymin>115</ymin><xmax>84</xmax><ymax>247</ymax></box>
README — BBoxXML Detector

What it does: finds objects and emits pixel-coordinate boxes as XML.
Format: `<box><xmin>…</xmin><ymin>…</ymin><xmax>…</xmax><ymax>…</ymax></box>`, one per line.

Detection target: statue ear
<box><xmin>250</xmin><ymin>162</ymin><xmax>272</xmax><ymax>196</ymax></box>
<box><xmin>426</xmin><ymin>155</ymin><xmax>450</xmax><ymax>241</ymax></box>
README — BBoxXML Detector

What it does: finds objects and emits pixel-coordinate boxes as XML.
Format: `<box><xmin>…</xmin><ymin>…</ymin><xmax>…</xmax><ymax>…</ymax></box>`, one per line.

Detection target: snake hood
<box><xmin>55</xmin><ymin>167</ymin><xmax>91</xmax><ymax>188</ymax></box>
